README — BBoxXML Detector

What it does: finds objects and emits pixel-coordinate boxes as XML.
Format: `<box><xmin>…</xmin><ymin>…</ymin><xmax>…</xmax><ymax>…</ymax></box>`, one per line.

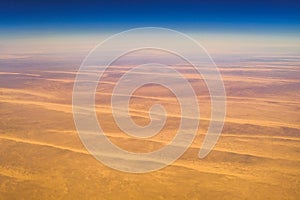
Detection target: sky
<box><xmin>0</xmin><ymin>0</ymin><xmax>299</xmax><ymax>58</ymax></box>
<box><xmin>0</xmin><ymin>0</ymin><xmax>300</xmax><ymax>33</ymax></box>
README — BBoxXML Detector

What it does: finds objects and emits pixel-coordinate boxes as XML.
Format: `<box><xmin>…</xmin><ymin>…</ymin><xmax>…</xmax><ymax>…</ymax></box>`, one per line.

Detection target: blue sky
<box><xmin>1</xmin><ymin>0</ymin><xmax>300</xmax><ymax>33</ymax></box>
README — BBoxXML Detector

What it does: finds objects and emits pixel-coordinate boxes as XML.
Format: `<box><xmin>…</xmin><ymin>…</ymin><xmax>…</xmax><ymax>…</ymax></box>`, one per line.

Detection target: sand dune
<box><xmin>1</xmin><ymin>97</ymin><xmax>299</xmax><ymax>129</ymax></box>
<box><xmin>1</xmin><ymin>61</ymin><xmax>299</xmax><ymax>199</ymax></box>
<box><xmin>0</xmin><ymin>135</ymin><xmax>87</xmax><ymax>155</ymax></box>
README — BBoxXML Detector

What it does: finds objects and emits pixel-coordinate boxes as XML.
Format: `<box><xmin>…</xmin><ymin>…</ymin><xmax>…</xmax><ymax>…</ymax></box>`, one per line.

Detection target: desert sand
<box><xmin>0</xmin><ymin>54</ymin><xmax>299</xmax><ymax>199</ymax></box>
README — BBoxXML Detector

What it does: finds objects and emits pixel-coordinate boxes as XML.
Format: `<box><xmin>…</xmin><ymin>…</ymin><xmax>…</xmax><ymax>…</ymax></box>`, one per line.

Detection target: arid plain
<box><xmin>0</xmin><ymin>49</ymin><xmax>300</xmax><ymax>199</ymax></box>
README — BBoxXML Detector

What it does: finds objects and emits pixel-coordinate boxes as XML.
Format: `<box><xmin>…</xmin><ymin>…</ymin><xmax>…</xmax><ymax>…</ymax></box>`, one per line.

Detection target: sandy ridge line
<box><xmin>0</xmin><ymin>135</ymin><xmax>296</xmax><ymax>161</ymax></box>
<box><xmin>41</xmin><ymin>69</ymin><xmax>300</xmax><ymax>83</ymax></box>
<box><xmin>0</xmin><ymin>72</ymin><xmax>40</xmax><ymax>77</ymax></box>
<box><xmin>46</xmin><ymin>129</ymin><xmax>300</xmax><ymax>142</ymax></box>
<box><xmin>3</xmin><ymin>123</ymin><xmax>300</xmax><ymax>180</ymax></box>
<box><xmin>1</xmin><ymin>98</ymin><xmax>300</xmax><ymax>129</ymax></box>
<box><xmin>0</xmin><ymin>134</ymin><xmax>245</xmax><ymax>181</ymax></box>
<box><xmin>0</xmin><ymin>88</ymin><xmax>58</xmax><ymax>99</ymax></box>
<box><xmin>42</xmin><ymin>64</ymin><xmax>300</xmax><ymax>74</ymax></box>
<box><xmin>0</xmin><ymin>166</ymin><xmax>33</xmax><ymax>180</ymax></box>
<box><xmin>1</xmin><ymin>88</ymin><xmax>299</xmax><ymax>106</ymax></box>
<box><xmin>94</xmin><ymin>70</ymin><xmax>300</xmax><ymax>83</ymax></box>
<box><xmin>0</xmin><ymin>135</ymin><xmax>87</xmax><ymax>155</ymax></box>
<box><xmin>97</xmin><ymin>92</ymin><xmax>300</xmax><ymax>105</ymax></box>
